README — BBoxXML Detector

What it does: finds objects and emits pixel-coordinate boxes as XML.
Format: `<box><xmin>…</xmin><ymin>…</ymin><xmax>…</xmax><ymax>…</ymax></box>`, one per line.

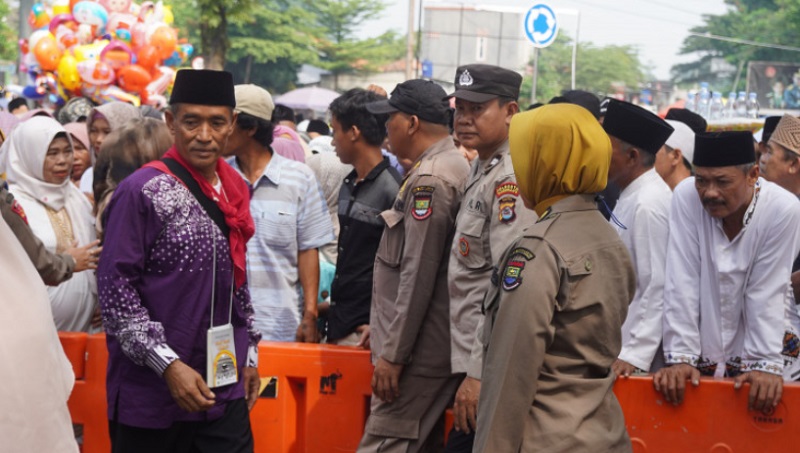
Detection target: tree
<box><xmin>302</xmin><ymin>0</ymin><xmax>405</xmax><ymax>90</ymax></box>
<box><xmin>165</xmin><ymin>0</ymin><xmax>258</xmax><ymax>70</ymax></box>
<box><xmin>0</xmin><ymin>0</ymin><xmax>16</xmax><ymax>61</ymax></box>
<box><xmin>225</xmin><ymin>2</ymin><xmax>319</xmax><ymax>92</ymax></box>
<box><xmin>672</xmin><ymin>0</ymin><xmax>800</xmax><ymax>90</ymax></box>
<box><xmin>520</xmin><ymin>33</ymin><xmax>647</xmax><ymax>104</ymax></box>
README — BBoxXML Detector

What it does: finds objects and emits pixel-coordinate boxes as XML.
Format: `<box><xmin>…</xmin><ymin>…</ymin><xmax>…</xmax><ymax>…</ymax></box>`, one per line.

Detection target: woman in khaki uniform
<box><xmin>473</xmin><ymin>103</ymin><xmax>637</xmax><ymax>452</ymax></box>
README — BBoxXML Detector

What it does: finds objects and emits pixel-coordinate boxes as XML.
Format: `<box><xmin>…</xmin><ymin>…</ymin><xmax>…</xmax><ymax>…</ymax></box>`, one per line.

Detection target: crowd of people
<box><xmin>2</xmin><ymin>64</ymin><xmax>799</xmax><ymax>453</ymax></box>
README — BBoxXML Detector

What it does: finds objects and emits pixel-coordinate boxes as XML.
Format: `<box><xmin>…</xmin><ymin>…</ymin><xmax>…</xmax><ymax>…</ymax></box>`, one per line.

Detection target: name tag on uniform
<box><xmin>206</xmin><ymin>323</ymin><xmax>238</xmax><ymax>388</ymax></box>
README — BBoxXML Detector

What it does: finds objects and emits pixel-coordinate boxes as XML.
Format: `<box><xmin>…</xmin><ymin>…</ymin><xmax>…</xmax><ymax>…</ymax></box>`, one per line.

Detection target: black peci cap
<box><xmin>761</xmin><ymin>116</ymin><xmax>781</xmax><ymax>144</ymax></box>
<box><xmin>602</xmin><ymin>99</ymin><xmax>674</xmax><ymax>154</ymax></box>
<box><xmin>366</xmin><ymin>79</ymin><xmax>450</xmax><ymax>125</ymax></box>
<box><xmin>550</xmin><ymin>90</ymin><xmax>601</xmax><ymax>119</ymax></box>
<box><xmin>447</xmin><ymin>64</ymin><xmax>522</xmax><ymax>103</ymax></box>
<box><xmin>169</xmin><ymin>69</ymin><xmax>236</xmax><ymax>108</ymax></box>
<box><xmin>693</xmin><ymin>131</ymin><xmax>756</xmax><ymax>167</ymax></box>
<box><xmin>665</xmin><ymin>108</ymin><xmax>707</xmax><ymax>135</ymax></box>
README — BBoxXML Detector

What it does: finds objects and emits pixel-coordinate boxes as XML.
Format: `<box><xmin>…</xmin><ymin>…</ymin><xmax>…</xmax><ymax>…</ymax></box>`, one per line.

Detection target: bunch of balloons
<box><xmin>20</xmin><ymin>0</ymin><xmax>194</xmax><ymax>108</ymax></box>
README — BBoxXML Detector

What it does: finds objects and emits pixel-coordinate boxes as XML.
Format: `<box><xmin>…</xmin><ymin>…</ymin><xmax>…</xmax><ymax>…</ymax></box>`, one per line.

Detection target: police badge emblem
<box><xmin>502</xmin><ymin>247</ymin><xmax>534</xmax><ymax>291</ymax></box>
<box><xmin>459</xmin><ymin>237</ymin><xmax>470</xmax><ymax>256</ymax></box>
<box><xmin>495</xmin><ymin>182</ymin><xmax>519</xmax><ymax>224</ymax></box>
<box><xmin>411</xmin><ymin>186</ymin><xmax>435</xmax><ymax>220</ymax></box>
<box><xmin>458</xmin><ymin>69</ymin><xmax>474</xmax><ymax>87</ymax></box>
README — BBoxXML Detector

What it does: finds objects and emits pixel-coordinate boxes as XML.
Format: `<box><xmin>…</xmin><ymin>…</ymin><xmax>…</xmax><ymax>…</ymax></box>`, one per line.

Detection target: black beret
<box><xmin>665</xmin><ymin>108</ymin><xmax>707</xmax><ymax>135</ymax></box>
<box><xmin>693</xmin><ymin>131</ymin><xmax>756</xmax><ymax>167</ymax></box>
<box><xmin>169</xmin><ymin>69</ymin><xmax>235</xmax><ymax>108</ymax></box>
<box><xmin>602</xmin><ymin>99</ymin><xmax>674</xmax><ymax>154</ymax></box>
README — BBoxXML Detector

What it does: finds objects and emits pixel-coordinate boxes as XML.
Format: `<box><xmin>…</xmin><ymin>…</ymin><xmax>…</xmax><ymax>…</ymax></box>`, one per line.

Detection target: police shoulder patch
<box><xmin>495</xmin><ymin>182</ymin><xmax>520</xmax><ymax>224</ymax></box>
<box><xmin>411</xmin><ymin>186</ymin><xmax>435</xmax><ymax>220</ymax></box>
<box><xmin>502</xmin><ymin>247</ymin><xmax>535</xmax><ymax>291</ymax></box>
<box><xmin>10</xmin><ymin>198</ymin><xmax>28</xmax><ymax>225</ymax></box>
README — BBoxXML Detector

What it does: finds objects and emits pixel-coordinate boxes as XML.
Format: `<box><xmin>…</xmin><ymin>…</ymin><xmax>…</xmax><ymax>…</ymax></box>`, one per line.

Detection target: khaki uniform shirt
<box><xmin>474</xmin><ymin>194</ymin><xmax>636</xmax><ymax>453</ymax></box>
<box><xmin>0</xmin><ymin>185</ymin><xmax>74</xmax><ymax>286</ymax></box>
<box><xmin>447</xmin><ymin>140</ymin><xmax>538</xmax><ymax>377</ymax></box>
<box><xmin>370</xmin><ymin>137</ymin><xmax>470</xmax><ymax>377</ymax></box>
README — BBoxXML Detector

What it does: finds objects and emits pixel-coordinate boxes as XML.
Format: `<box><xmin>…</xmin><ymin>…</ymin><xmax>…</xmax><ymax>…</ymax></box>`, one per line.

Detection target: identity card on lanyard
<box><xmin>206</xmin><ymin>234</ymin><xmax>238</xmax><ymax>388</ymax></box>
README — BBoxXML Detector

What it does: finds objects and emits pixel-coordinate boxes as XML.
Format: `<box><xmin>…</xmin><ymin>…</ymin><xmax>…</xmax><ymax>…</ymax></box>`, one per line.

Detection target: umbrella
<box><xmin>274</xmin><ymin>86</ymin><xmax>340</xmax><ymax>112</ymax></box>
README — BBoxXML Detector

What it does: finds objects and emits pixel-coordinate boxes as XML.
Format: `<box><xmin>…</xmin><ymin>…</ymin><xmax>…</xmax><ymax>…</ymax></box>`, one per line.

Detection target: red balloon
<box><xmin>117</xmin><ymin>64</ymin><xmax>152</xmax><ymax>93</ymax></box>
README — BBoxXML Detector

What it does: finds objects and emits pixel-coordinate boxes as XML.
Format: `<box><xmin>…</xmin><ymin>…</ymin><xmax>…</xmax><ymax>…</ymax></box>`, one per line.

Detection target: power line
<box><xmin>687</xmin><ymin>32</ymin><xmax>800</xmax><ymax>53</ymax></box>
<box><xmin>637</xmin><ymin>0</ymin><xmax>709</xmax><ymax>17</ymax></box>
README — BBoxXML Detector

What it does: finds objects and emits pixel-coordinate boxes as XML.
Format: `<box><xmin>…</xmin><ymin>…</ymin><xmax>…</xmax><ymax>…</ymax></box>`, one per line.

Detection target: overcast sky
<box><xmin>362</xmin><ymin>0</ymin><xmax>730</xmax><ymax>79</ymax></box>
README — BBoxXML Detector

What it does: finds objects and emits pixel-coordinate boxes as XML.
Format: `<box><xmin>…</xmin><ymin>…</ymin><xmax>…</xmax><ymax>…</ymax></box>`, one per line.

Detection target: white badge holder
<box><xmin>206</xmin><ymin>234</ymin><xmax>238</xmax><ymax>388</ymax></box>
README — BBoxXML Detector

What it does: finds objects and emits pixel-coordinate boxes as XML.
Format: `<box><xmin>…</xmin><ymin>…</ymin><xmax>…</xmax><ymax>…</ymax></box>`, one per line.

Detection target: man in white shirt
<box><xmin>602</xmin><ymin>99</ymin><xmax>674</xmax><ymax>377</ymax></box>
<box><xmin>655</xmin><ymin>131</ymin><xmax>800</xmax><ymax>413</ymax></box>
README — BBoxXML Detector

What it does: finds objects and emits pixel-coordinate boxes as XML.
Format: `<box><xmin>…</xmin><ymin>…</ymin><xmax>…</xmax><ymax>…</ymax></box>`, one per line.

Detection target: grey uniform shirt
<box><xmin>448</xmin><ymin>140</ymin><xmax>538</xmax><ymax>377</ymax></box>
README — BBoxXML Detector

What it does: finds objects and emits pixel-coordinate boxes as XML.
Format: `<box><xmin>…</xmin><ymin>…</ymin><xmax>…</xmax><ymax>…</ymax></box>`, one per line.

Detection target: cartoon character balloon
<box><xmin>72</xmin><ymin>1</ymin><xmax>109</xmax><ymax>33</ymax></box>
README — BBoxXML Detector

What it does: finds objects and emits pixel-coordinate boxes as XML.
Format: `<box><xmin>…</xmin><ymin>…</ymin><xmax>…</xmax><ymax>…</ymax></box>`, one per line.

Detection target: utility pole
<box><xmin>18</xmin><ymin>0</ymin><xmax>34</xmax><ymax>82</ymax></box>
<box><xmin>530</xmin><ymin>47</ymin><xmax>539</xmax><ymax>105</ymax></box>
<box><xmin>406</xmin><ymin>0</ymin><xmax>415</xmax><ymax>81</ymax></box>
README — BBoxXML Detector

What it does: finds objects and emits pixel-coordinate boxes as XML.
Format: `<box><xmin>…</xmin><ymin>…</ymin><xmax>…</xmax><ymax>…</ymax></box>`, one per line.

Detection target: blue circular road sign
<box><xmin>524</xmin><ymin>3</ymin><xmax>559</xmax><ymax>48</ymax></box>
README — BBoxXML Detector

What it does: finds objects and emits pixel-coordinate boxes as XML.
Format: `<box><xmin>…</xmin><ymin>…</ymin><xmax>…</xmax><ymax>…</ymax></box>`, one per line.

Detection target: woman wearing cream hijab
<box><xmin>3</xmin><ymin>116</ymin><xmax>98</xmax><ymax>332</ymax></box>
<box><xmin>473</xmin><ymin>104</ymin><xmax>637</xmax><ymax>453</ymax></box>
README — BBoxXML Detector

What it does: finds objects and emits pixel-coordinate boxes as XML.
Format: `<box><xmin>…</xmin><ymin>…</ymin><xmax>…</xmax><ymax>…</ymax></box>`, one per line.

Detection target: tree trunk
<box><xmin>200</xmin><ymin>5</ymin><xmax>229</xmax><ymax>70</ymax></box>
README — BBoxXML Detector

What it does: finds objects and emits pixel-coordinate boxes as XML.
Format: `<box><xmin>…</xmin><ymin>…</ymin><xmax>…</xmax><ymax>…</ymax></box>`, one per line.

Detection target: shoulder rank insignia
<box><xmin>496</xmin><ymin>182</ymin><xmax>519</xmax><ymax>224</ymax></box>
<box><xmin>502</xmin><ymin>247</ymin><xmax>534</xmax><ymax>291</ymax></box>
<box><xmin>537</xmin><ymin>207</ymin><xmax>555</xmax><ymax>223</ymax></box>
<box><xmin>411</xmin><ymin>186</ymin><xmax>435</xmax><ymax>220</ymax></box>
<box><xmin>10</xmin><ymin>198</ymin><xmax>28</xmax><ymax>225</ymax></box>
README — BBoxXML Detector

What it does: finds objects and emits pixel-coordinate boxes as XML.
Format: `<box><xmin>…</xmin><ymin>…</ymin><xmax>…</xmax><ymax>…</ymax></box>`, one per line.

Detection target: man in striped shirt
<box><xmin>226</xmin><ymin>84</ymin><xmax>334</xmax><ymax>342</ymax></box>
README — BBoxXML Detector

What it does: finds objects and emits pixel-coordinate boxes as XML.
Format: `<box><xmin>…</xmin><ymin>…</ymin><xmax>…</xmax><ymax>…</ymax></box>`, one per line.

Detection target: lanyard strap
<box><xmin>209</xmin><ymin>233</ymin><xmax>235</xmax><ymax>329</ymax></box>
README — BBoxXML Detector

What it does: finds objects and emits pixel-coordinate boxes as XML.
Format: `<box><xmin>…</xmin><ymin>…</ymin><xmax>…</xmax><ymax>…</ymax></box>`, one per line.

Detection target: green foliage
<box><xmin>225</xmin><ymin>2</ymin><xmax>318</xmax><ymax>92</ymax></box>
<box><xmin>0</xmin><ymin>0</ymin><xmax>16</xmax><ymax>61</ymax></box>
<box><xmin>302</xmin><ymin>0</ymin><xmax>406</xmax><ymax>88</ymax></box>
<box><xmin>520</xmin><ymin>33</ymin><xmax>646</xmax><ymax>103</ymax></box>
<box><xmin>167</xmin><ymin>0</ymin><xmax>405</xmax><ymax>90</ymax></box>
<box><xmin>673</xmin><ymin>0</ymin><xmax>800</xmax><ymax>88</ymax></box>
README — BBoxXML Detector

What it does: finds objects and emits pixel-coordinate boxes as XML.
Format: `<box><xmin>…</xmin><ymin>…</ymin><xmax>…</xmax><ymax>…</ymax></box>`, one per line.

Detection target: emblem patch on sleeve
<box><xmin>411</xmin><ymin>186</ymin><xmax>435</xmax><ymax>220</ymax></box>
<box><xmin>502</xmin><ymin>247</ymin><xmax>534</xmax><ymax>291</ymax></box>
<box><xmin>10</xmin><ymin>199</ymin><xmax>28</xmax><ymax>225</ymax></box>
<box><xmin>495</xmin><ymin>182</ymin><xmax>519</xmax><ymax>224</ymax></box>
<box><xmin>459</xmin><ymin>237</ymin><xmax>470</xmax><ymax>256</ymax></box>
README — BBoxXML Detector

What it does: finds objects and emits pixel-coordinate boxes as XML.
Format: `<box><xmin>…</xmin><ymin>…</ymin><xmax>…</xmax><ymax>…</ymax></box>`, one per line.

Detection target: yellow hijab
<box><xmin>509</xmin><ymin>103</ymin><xmax>611</xmax><ymax>215</ymax></box>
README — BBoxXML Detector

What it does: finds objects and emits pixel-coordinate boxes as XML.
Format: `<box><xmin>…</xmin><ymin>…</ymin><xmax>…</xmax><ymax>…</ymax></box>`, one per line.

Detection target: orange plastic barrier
<box><xmin>251</xmin><ymin>342</ymin><xmax>374</xmax><ymax>453</ymax></box>
<box><xmin>59</xmin><ymin>333</ymin><xmax>800</xmax><ymax>453</ymax></box>
<box><xmin>60</xmin><ymin>332</ymin><xmax>110</xmax><ymax>453</ymax></box>
<box><xmin>615</xmin><ymin>376</ymin><xmax>800</xmax><ymax>453</ymax></box>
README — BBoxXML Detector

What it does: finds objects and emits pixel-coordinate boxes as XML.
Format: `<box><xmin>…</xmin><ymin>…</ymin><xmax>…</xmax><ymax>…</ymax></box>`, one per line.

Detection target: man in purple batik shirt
<box><xmin>97</xmin><ymin>70</ymin><xmax>261</xmax><ymax>453</ymax></box>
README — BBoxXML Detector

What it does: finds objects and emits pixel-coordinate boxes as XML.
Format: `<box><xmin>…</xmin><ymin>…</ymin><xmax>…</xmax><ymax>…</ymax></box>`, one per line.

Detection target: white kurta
<box><xmin>663</xmin><ymin>177</ymin><xmax>800</xmax><ymax>379</ymax></box>
<box><xmin>9</xmin><ymin>188</ymin><xmax>97</xmax><ymax>332</ymax></box>
<box><xmin>612</xmin><ymin>168</ymin><xmax>672</xmax><ymax>371</ymax></box>
<box><xmin>0</xmin><ymin>214</ymin><xmax>79</xmax><ymax>453</ymax></box>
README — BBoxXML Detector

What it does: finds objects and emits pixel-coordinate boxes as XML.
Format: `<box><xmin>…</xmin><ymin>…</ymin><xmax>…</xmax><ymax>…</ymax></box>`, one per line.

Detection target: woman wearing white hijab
<box><xmin>3</xmin><ymin>116</ymin><xmax>98</xmax><ymax>332</ymax></box>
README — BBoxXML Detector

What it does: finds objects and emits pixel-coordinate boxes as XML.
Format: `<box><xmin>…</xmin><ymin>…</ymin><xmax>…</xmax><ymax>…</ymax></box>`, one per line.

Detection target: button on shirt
<box><xmin>228</xmin><ymin>153</ymin><xmax>334</xmax><ymax>341</ymax></box>
<box><xmin>611</xmin><ymin>168</ymin><xmax>671</xmax><ymax>371</ymax></box>
<box><xmin>328</xmin><ymin>158</ymin><xmax>401</xmax><ymax>341</ymax></box>
<box><xmin>663</xmin><ymin>178</ymin><xmax>800</xmax><ymax>378</ymax></box>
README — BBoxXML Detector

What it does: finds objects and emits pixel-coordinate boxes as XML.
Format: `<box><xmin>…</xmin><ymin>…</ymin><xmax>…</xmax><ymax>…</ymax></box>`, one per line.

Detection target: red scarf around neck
<box><xmin>145</xmin><ymin>146</ymin><xmax>254</xmax><ymax>289</ymax></box>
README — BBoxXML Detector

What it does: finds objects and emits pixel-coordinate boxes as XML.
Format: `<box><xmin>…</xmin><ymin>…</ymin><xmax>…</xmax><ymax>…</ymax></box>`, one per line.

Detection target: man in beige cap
<box><xmin>655</xmin><ymin>120</ymin><xmax>695</xmax><ymax>191</ymax></box>
<box><xmin>226</xmin><ymin>84</ymin><xmax>334</xmax><ymax>343</ymax></box>
<box><xmin>759</xmin><ymin>114</ymin><xmax>800</xmax><ymax>305</ymax></box>
<box><xmin>760</xmin><ymin>114</ymin><xmax>800</xmax><ymax>196</ymax></box>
